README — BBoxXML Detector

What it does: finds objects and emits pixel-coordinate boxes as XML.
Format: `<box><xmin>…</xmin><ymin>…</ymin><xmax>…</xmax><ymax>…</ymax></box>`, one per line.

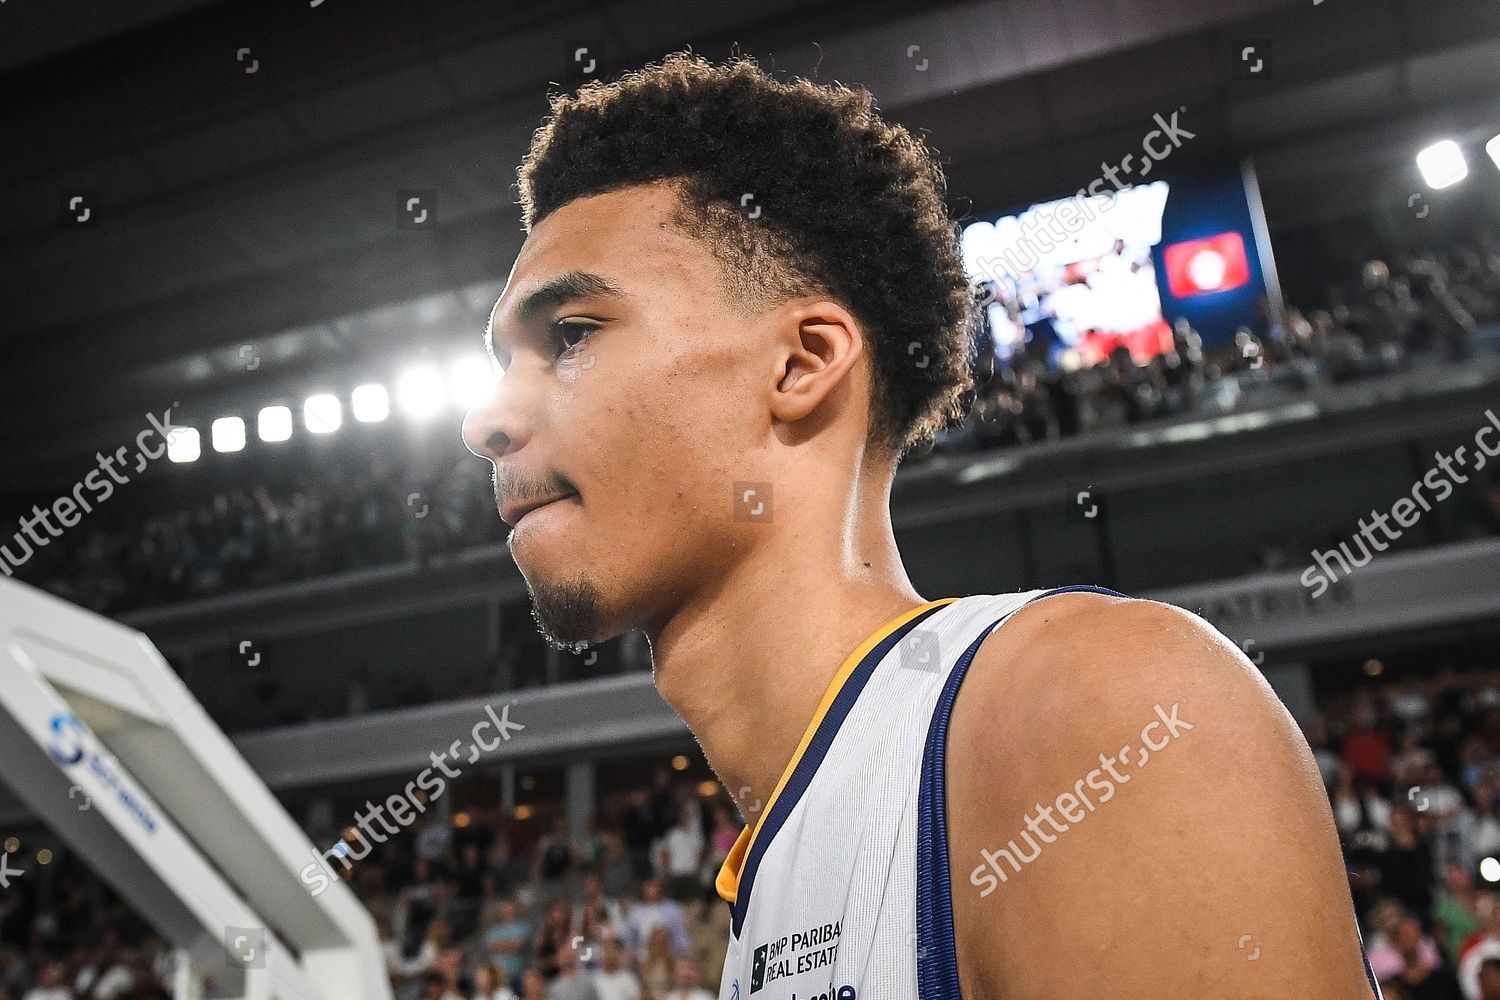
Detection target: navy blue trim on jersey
<box><xmin>914</xmin><ymin>583</ymin><xmax>1384</xmax><ymax>1000</ymax></box>
<box><xmin>915</xmin><ymin>585</ymin><xmax>1124</xmax><ymax>998</ymax></box>
<box><xmin>729</xmin><ymin>599</ymin><xmax>951</xmax><ymax>939</ymax></box>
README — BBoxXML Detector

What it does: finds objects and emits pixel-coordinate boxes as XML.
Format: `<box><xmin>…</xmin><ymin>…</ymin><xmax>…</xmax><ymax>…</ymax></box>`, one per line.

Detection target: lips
<box><xmin>500</xmin><ymin>491</ymin><xmax>578</xmax><ymax>528</ymax></box>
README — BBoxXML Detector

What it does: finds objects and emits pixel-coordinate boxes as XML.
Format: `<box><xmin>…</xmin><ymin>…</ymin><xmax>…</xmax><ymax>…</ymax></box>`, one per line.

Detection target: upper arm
<box><xmin>944</xmin><ymin>593</ymin><xmax>1373</xmax><ymax>999</ymax></box>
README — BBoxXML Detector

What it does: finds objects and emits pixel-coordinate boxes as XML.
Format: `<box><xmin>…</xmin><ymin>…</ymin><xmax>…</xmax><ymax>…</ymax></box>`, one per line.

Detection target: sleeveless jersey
<box><xmin>712</xmin><ymin>587</ymin><xmax>1383</xmax><ymax>1000</ymax></box>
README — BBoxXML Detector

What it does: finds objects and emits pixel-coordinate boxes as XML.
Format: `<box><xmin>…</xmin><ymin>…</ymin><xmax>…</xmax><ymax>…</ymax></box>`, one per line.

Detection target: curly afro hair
<box><xmin>517</xmin><ymin>51</ymin><xmax>975</xmax><ymax>459</ymax></box>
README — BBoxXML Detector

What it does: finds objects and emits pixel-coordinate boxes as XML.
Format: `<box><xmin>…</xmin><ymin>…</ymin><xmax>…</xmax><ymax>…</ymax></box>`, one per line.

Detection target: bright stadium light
<box><xmin>1417</xmin><ymin>139</ymin><xmax>1467</xmax><ymax>189</ymax></box>
<box><xmin>166</xmin><ymin>427</ymin><xmax>201</xmax><ymax>463</ymax></box>
<box><xmin>211</xmin><ymin>417</ymin><xmax>246</xmax><ymax>454</ymax></box>
<box><xmin>447</xmin><ymin>355</ymin><xmax>494</xmax><ymax>408</ymax></box>
<box><xmin>351</xmin><ymin>383</ymin><xmax>390</xmax><ymax>423</ymax></box>
<box><xmin>303</xmin><ymin>393</ymin><xmax>342</xmax><ymax>434</ymax></box>
<box><xmin>397</xmin><ymin>365</ymin><xmax>445</xmax><ymax>419</ymax></box>
<box><xmin>1488</xmin><ymin>132</ymin><xmax>1500</xmax><ymax>173</ymax></box>
<box><xmin>257</xmin><ymin>405</ymin><xmax>293</xmax><ymax>443</ymax></box>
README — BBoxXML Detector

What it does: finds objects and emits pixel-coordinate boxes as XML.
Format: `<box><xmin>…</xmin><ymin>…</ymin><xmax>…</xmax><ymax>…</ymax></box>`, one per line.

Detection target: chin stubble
<box><xmin>528</xmin><ymin>576</ymin><xmax>603</xmax><ymax>654</ymax></box>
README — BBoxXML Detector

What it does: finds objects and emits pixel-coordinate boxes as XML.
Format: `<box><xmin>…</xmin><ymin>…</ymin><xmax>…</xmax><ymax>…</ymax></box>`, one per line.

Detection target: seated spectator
<box><xmin>592</xmin><ymin>932</ymin><xmax>642</xmax><ymax>1000</ymax></box>
<box><xmin>520</xmin><ymin>967</ymin><xmax>549</xmax><ymax>1000</ymax></box>
<box><xmin>639</xmin><ymin>928</ymin><xmax>676</xmax><ymax>1000</ymax></box>
<box><xmin>1434</xmin><ymin>864</ymin><xmax>1483</xmax><ymax>968</ymax></box>
<box><xmin>625</xmin><ymin>880</ymin><xmax>692</xmax><ymax>962</ymax></box>
<box><xmin>1461</xmin><ymin>897</ymin><xmax>1500</xmax><ymax>1000</ymax></box>
<box><xmin>20</xmin><ymin>964</ymin><xmax>70</xmax><ymax>1000</ymax></box>
<box><xmin>1384</xmin><ymin>915</ymin><xmax>1464</xmax><ymax>999</ymax></box>
<box><xmin>661</xmin><ymin>958</ymin><xmax>714</xmax><ymax>1000</ymax></box>
<box><xmin>532</xmin><ymin>902</ymin><xmax>574</xmax><ymax>980</ymax></box>
<box><xmin>473</xmin><ymin>961</ymin><xmax>519</xmax><ymax>1000</ymax></box>
<box><xmin>546</xmin><ymin>942</ymin><xmax>599</xmax><ymax>1000</ymax></box>
<box><xmin>422</xmin><ymin>969</ymin><xmax>464</xmax><ymax>1000</ymax></box>
<box><xmin>485</xmin><ymin>896</ymin><xmax>533</xmax><ymax>991</ymax></box>
<box><xmin>1371</xmin><ymin>911</ymin><xmax>1448</xmax><ymax>983</ymax></box>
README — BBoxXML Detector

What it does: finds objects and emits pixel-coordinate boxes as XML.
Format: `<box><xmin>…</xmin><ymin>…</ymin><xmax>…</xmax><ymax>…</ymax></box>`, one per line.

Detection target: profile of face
<box><xmin>464</xmin><ymin>181</ymin><xmax>864</xmax><ymax>651</ymax></box>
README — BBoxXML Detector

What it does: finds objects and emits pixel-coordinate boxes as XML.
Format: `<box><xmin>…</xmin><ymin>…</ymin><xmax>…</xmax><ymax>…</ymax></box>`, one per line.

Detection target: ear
<box><xmin>768</xmin><ymin>300</ymin><xmax>866</xmax><ymax>427</ymax></box>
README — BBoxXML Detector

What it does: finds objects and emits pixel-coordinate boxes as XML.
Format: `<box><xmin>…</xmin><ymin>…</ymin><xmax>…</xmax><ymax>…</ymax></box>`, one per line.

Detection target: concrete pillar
<box><xmin>565</xmin><ymin>759</ymin><xmax>595</xmax><ymax>839</ymax></box>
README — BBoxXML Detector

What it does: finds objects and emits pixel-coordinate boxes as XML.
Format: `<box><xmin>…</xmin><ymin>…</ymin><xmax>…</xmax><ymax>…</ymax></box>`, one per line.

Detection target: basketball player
<box><xmin>463</xmin><ymin>53</ymin><xmax>1381</xmax><ymax>999</ymax></box>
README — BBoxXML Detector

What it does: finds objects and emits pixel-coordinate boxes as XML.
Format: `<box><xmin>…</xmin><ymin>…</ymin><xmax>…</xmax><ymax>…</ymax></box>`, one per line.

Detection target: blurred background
<box><xmin>1</xmin><ymin>0</ymin><xmax>1500</xmax><ymax>998</ymax></box>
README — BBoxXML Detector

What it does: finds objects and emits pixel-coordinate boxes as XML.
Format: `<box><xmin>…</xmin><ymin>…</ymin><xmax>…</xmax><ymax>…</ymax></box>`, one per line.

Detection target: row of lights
<box><xmin>1415</xmin><ymin>132</ymin><xmax>1500</xmax><ymax>190</ymax></box>
<box><xmin>165</xmin><ymin>356</ymin><xmax>496</xmax><ymax>463</ymax></box>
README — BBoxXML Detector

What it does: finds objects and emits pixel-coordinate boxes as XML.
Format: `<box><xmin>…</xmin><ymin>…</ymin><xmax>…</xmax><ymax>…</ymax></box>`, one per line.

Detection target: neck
<box><xmin>646</xmin><ymin>463</ymin><xmax>925</xmax><ymax>834</ymax></box>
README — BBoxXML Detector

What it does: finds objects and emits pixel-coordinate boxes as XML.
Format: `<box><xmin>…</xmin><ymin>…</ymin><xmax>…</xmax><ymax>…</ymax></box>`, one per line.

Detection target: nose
<box><xmin>461</xmin><ymin>367</ymin><xmax>527</xmax><ymax>462</ymax></box>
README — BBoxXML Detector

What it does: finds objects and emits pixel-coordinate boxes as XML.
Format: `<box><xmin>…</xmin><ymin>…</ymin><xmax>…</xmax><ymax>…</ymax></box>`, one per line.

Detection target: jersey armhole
<box><xmin>912</xmin><ymin>585</ymin><xmax>1383</xmax><ymax>1000</ymax></box>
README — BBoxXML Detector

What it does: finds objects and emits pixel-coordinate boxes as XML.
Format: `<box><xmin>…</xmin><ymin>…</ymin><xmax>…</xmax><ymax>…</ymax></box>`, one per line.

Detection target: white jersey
<box><xmin>712</xmin><ymin>587</ymin><xmax>1383</xmax><ymax>1000</ymax></box>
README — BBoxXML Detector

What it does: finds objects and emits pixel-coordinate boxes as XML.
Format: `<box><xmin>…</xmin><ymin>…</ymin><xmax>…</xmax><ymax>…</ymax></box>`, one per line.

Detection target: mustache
<box><xmin>492</xmin><ymin>466</ymin><xmax>575</xmax><ymax>511</ymax></box>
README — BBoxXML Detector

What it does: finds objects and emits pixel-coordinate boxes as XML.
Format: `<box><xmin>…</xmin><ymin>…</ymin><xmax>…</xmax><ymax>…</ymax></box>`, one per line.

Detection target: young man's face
<box><xmin>464</xmin><ymin>182</ymin><xmax>782</xmax><ymax>649</ymax></box>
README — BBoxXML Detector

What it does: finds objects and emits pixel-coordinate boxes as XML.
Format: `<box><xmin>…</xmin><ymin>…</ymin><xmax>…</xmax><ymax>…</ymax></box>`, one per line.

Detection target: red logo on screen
<box><xmin>1163</xmin><ymin>232</ymin><xmax>1250</xmax><ymax>297</ymax></box>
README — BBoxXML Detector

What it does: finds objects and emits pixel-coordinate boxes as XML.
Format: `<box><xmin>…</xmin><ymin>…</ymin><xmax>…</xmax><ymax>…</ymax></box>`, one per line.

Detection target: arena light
<box><xmin>1416</xmin><ymin>139</ymin><xmax>1467</xmax><ymax>189</ymax></box>
<box><xmin>396</xmin><ymin>365</ymin><xmax>445</xmax><ymax>419</ymax></box>
<box><xmin>166</xmin><ymin>427</ymin><xmax>201</xmax><ymax>463</ymax></box>
<box><xmin>447</xmin><ymin>355</ymin><xmax>494</xmax><ymax>408</ymax></box>
<box><xmin>1488</xmin><ymin>133</ymin><xmax>1500</xmax><ymax>173</ymax></box>
<box><xmin>351</xmin><ymin>383</ymin><xmax>390</xmax><ymax>423</ymax></box>
<box><xmin>257</xmin><ymin>405</ymin><xmax>293</xmax><ymax>443</ymax></box>
<box><xmin>211</xmin><ymin>417</ymin><xmax>246</xmax><ymax>454</ymax></box>
<box><xmin>303</xmin><ymin>393</ymin><xmax>342</xmax><ymax>434</ymax></box>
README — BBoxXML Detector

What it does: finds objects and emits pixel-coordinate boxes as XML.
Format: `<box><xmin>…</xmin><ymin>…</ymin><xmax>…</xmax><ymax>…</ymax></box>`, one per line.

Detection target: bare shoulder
<box><xmin>942</xmin><ymin>591</ymin><xmax>1375</xmax><ymax>999</ymax></box>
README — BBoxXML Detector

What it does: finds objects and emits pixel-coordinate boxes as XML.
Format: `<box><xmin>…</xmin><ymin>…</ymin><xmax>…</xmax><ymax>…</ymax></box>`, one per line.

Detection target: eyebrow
<box><xmin>485</xmin><ymin>270</ymin><xmax>629</xmax><ymax>356</ymax></box>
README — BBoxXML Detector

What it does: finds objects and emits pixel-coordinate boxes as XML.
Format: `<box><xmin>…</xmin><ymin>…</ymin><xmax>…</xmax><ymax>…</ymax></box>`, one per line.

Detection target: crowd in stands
<box><xmin>1315</xmin><ymin>667</ymin><xmax>1500</xmax><ymax>999</ymax></box>
<box><xmin>940</xmin><ymin>240</ymin><xmax>1500</xmax><ymax>452</ymax></box>
<box><xmin>0</xmin><ymin>769</ymin><xmax>744</xmax><ymax>1000</ymax></box>
<box><xmin>10</xmin><ymin>448</ymin><xmax>504</xmax><ymax>616</ymax></box>
<box><xmin>6</xmin><ymin>239</ymin><xmax>1500</xmax><ymax>617</ymax></box>
<box><xmin>11</xmin><ymin>667</ymin><xmax>1500</xmax><ymax>997</ymax></box>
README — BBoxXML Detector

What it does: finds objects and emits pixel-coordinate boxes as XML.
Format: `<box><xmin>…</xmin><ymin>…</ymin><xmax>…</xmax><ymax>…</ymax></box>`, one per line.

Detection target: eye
<box><xmin>548</xmin><ymin>318</ymin><xmax>597</xmax><ymax>359</ymax></box>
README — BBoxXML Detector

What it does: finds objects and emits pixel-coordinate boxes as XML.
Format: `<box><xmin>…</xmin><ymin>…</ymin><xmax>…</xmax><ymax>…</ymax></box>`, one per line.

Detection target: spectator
<box><xmin>531</xmin><ymin>902</ymin><xmax>573</xmax><ymax>981</ymax></box>
<box><xmin>658</xmin><ymin>804</ymin><xmax>705</xmax><ymax>902</ymax></box>
<box><xmin>661</xmin><ymin>958</ymin><xmax>714</xmax><ymax>1000</ymax></box>
<box><xmin>638</xmin><ymin>928</ymin><xmax>676</xmax><ymax>1000</ymax></box>
<box><xmin>592</xmin><ymin>933</ymin><xmax>641</xmax><ymax>1000</ymax></box>
<box><xmin>473</xmin><ymin>961</ymin><xmax>519</xmax><ymax>1000</ymax></box>
<box><xmin>625</xmin><ymin>880</ymin><xmax>691</xmax><ymax>962</ymax></box>
<box><xmin>520</xmin><ymin>968</ymin><xmax>549</xmax><ymax>1000</ymax></box>
<box><xmin>546</xmin><ymin>942</ymin><xmax>599</xmax><ymax>1000</ymax></box>
<box><xmin>485</xmin><ymin>896</ymin><xmax>533</xmax><ymax>991</ymax></box>
<box><xmin>1434</xmin><ymin>864</ymin><xmax>1482</xmax><ymax>968</ymax></box>
<box><xmin>20</xmin><ymin>964</ymin><xmax>70</xmax><ymax>1000</ymax></box>
<box><xmin>535</xmin><ymin>818</ymin><xmax>577</xmax><ymax>898</ymax></box>
<box><xmin>1382</xmin><ymin>807</ymin><xmax>1438</xmax><ymax>919</ymax></box>
<box><xmin>1387</xmin><ymin>914</ymin><xmax>1464</xmax><ymax>999</ymax></box>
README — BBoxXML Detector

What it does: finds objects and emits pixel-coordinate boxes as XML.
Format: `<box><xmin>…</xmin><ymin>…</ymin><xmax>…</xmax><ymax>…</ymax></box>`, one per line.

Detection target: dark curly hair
<box><xmin>517</xmin><ymin>52</ymin><xmax>974</xmax><ymax>458</ymax></box>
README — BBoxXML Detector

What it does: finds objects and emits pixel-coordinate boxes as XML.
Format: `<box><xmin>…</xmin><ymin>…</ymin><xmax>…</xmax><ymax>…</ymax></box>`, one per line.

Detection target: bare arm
<box><xmin>946</xmin><ymin>593</ymin><xmax>1374</xmax><ymax>999</ymax></box>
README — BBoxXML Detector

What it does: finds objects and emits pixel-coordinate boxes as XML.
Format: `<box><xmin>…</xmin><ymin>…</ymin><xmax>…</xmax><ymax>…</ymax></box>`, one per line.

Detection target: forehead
<box><xmin>489</xmin><ymin>183</ymin><xmax>715</xmax><ymax>330</ymax></box>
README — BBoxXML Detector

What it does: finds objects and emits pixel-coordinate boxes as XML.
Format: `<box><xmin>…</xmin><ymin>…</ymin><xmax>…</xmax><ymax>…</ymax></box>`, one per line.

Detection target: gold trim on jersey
<box><xmin>714</xmin><ymin>597</ymin><xmax>960</xmax><ymax>904</ymax></box>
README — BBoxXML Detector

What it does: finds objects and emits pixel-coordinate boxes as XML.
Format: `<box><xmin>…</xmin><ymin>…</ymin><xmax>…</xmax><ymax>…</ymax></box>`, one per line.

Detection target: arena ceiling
<box><xmin>1</xmin><ymin>0</ymin><xmax>1497</xmax><ymax>486</ymax></box>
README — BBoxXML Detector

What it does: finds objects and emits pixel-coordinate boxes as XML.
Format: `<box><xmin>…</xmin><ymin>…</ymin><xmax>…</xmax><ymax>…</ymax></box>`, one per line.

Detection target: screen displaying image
<box><xmin>962</xmin><ymin>182</ymin><xmax>1172</xmax><ymax>368</ymax></box>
